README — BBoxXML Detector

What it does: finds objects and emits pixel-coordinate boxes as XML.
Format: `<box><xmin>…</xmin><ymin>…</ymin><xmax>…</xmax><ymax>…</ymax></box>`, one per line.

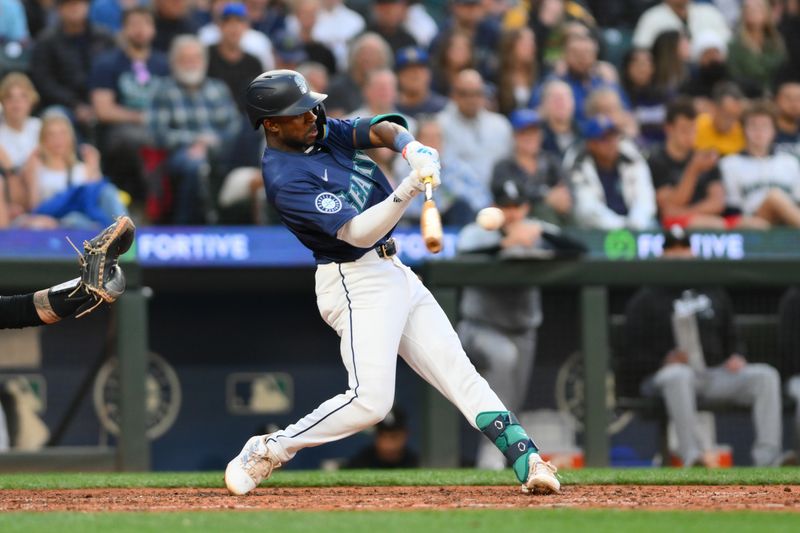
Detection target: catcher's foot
<box><xmin>225</xmin><ymin>434</ymin><xmax>282</xmax><ymax>495</ymax></box>
<box><xmin>521</xmin><ymin>455</ymin><xmax>560</xmax><ymax>494</ymax></box>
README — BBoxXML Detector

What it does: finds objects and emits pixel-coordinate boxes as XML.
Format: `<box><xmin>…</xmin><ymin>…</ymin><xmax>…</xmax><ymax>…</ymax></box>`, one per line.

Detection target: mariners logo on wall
<box><xmin>555</xmin><ymin>351</ymin><xmax>633</xmax><ymax>435</ymax></box>
<box><xmin>93</xmin><ymin>353</ymin><xmax>181</xmax><ymax>440</ymax></box>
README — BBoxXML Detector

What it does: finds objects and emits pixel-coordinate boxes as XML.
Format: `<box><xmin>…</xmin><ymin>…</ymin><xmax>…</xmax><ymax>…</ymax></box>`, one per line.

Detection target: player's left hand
<box><xmin>402</xmin><ymin>141</ymin><xmax>441</xmax><ymax>184</ymax></box>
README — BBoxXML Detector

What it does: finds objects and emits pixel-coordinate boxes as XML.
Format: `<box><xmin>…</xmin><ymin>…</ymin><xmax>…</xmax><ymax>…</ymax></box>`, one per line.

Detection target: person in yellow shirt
<box><xmin>695</xmin><ymin>82</ymin><xmax>746</xmax><ymax>155</ymax></box>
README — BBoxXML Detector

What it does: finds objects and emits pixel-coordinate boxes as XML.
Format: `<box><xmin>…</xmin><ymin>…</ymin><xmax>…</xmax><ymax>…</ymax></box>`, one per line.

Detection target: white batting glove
<box><xmin>403</xmin><ymin>140</ymin><xmax>441</xmax><ymax>181</ymax></box>
<box><xmin>393</xmin><ymin>170</ymin><xmax>441</xmax><ymax>202</ymax></box>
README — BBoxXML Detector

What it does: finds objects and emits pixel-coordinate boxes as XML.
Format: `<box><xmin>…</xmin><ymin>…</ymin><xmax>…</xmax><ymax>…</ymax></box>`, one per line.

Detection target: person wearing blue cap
<box><xmin>395</xmin><ymin>46</ymin><xmax>448</xmax><ymax>118</ymax></box>
<box><xmin>198</xmin><ymin>0</ymin><xmax>276</xmax><ymax>71</ymax></box>
<box><xmin>566</xmin><ymin>115</ymin><xmax>656</xmax><ymax>230</ymax></box>
<box><xmin>207</xmin><ymin>3</ymin><xmax>263</xmax><ymax>114</ymax></box>
<box><xmin>491</xmin><ymin>109</ymin><xmax>572</xmax><ymax>225</ymax></box>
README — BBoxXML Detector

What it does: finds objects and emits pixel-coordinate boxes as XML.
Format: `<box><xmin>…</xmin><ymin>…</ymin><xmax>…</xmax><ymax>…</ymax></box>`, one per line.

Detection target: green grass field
<box><xmin>1</xmin><ymin>469</ymin><xmax>799</xmax><ymax>533</ymax></box>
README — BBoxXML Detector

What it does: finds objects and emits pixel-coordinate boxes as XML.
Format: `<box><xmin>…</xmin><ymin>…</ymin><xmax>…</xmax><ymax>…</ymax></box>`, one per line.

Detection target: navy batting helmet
<box><xmin>245</xmin><ymin>69</ymin><xmax>328</xmax><ymax>129</ymax></box>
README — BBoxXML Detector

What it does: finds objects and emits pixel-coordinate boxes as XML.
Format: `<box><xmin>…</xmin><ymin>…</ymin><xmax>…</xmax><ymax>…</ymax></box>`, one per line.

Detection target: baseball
<box><xmin>476</xmin><ymin>207</ymin><xmax>505</xmax><ymax>231</ymax></box>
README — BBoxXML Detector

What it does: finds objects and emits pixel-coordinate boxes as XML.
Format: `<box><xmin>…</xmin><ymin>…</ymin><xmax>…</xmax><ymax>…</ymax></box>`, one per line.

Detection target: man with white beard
<box><xmin>147</xmin><ymin>35</ymin><xmax>241</xmax><ymax>224</ymax></box>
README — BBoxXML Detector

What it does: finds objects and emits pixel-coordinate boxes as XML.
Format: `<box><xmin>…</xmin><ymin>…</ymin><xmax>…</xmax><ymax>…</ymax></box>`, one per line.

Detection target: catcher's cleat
<box><xmin>522</xmin><ymin>456</ymin><xmax>560</xmax><ymax>495</ymax></box>
<box><xmin>225</xmin><ymin>434</ymin><xmax>282</xmax><ymax>495</ymax></box>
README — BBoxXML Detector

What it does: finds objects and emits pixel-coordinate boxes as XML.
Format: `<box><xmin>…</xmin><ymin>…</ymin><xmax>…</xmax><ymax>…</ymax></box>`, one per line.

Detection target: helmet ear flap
<box><xmin>313</xmin><ymin>102</ymin><xmax>327</xmax><ymax>141</ymax></box>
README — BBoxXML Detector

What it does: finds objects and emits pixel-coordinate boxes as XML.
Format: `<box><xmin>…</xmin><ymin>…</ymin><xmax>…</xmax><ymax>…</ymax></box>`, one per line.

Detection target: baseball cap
<box><xmin>395</xmin><ymin>47</ymin><xmax>429</xmax><ymax>71</ymax></box>
<box><xmin>376</xmin><ymin>408</ymin><xmax>408</xmax><ymax>432</ymax></box>
<box><xmin>509</xmin><ymin>109</ymin><xmax>542</xmax><ymax>131</ymax></box>
<box><xmin>663</xmin><ymin>225</ymin><xmax>691</xmax><ymax>249</ymax></box>
<box><xmin>273</xmin><ymin>32</ymin><xmax>308</xmax><ymax>64</ymax></box>
<box><xmin>221</xmin><ymin>2</ymin><xmax>248</xmax><ymax>19</ymax></box>
<box><xmin>581</xmin><ymin>115</ymin><xmax>618</xmax><ymax>140</ymax></box>
<box><xmin>692</xmin><ymin>31</ymin><xmax>728</xmax><ymax>61</ymax></box>
<box><xmin>491</xmin><ymin>175</ymin><xmax>528</xmax><ymax>207</ymax></box>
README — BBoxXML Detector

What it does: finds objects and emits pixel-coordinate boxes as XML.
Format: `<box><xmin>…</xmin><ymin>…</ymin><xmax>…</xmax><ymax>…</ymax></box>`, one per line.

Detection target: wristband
<box><xmin>394</xmin><ymin>131</ymin><xmax>415</xmax><ymax>154</ymax></box>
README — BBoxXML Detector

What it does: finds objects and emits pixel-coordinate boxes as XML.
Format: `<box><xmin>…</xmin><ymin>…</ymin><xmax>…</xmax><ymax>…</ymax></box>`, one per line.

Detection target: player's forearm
<box><xmin>369</xmin><ymin>121</ymin><xmax>412</xmax><ymax>152</ymax></box>
<box><xmin>337</xmin><ymin>178</ymin><xmax>419</xmax><ymax>248</ymax></box>
<box><xmin>0</xmin><ymin>293</ymin><xmax>44</xmax><ymax>329</ymax></box>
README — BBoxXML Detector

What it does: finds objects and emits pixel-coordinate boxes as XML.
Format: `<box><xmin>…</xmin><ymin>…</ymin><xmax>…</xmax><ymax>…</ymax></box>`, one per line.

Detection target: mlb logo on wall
<box><xmin>315</xmin><ymin>192</ymin><xmax>342</xmax><ymax>214</ymax></box>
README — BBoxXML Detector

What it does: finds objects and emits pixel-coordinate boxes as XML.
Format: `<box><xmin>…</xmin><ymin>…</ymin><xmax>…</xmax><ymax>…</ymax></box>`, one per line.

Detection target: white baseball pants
<box><xmin>264</xmin><ymin>249</ymin><xmax>506</xmax><ymax>463</ymax></box>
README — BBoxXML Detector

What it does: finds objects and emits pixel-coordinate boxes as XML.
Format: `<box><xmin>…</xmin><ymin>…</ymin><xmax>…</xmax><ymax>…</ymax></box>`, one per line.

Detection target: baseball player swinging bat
<box><xmin>420</xmin><ymin>175</ymin><xmax>443</xmax><ymax>253</ymax></box>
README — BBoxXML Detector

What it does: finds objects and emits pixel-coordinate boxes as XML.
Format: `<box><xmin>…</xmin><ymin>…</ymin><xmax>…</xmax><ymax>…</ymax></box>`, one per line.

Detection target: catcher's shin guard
<box><xmin>476</xmin><ymin>411</ymin><xmax>538</xmax><ymax>483</ymax></box>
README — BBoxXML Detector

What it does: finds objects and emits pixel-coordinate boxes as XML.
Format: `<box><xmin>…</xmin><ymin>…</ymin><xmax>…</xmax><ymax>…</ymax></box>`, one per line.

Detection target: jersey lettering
<box><xmin>353</xmin><ymin>151</ymin><xmax>377</xmax><ymax>178</ymax></box>
<box><xmin>346</xmin><ymin>174</ymin><xmax>374</xmax><ymax>213</ymax></box>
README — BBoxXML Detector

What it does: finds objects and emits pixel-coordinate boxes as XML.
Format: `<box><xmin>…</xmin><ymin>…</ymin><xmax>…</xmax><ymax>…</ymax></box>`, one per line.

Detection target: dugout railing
<box><xmin>0</xmin><ymin>259</ymin><xmax>149</xmax><ymax>471</ymax></box>
<box><xmin>422</xmin><ymin>257</ymin><xmax>800</xmax><ymax>468</ymax></box>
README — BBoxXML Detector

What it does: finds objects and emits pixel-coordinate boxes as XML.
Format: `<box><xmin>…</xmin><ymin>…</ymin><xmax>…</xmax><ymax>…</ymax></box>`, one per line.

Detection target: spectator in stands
<box><xmin>395</xmin><ymin>117</ymin><xmax>488</xmax><ymax>226</ymax></box>
<box><xmin>430</xmin><ymin>30</ymin><xmax>474</xmax><ymax>97</ymax></box>
<box><xmin>313</xmin><ymin>0</ymin><xmax>365</xmax><ymax>72</ymax></box>
<box><xmin>394</xmin><ymin>47</ymin><xmax>448</xmax><ymax>118</ymax></box>
<box><xmin>0</xmin><ymin>73</ymin><xmax>41</xmax><ymax>221</ymax></box>
<box><xmin>22</xmin><ymin>0</ymin><xmax>52</xmax><ymax>39</ymax></box>
<box><xmin>720</xmin><ymin>100</ymin><xmax>800</xmax><ymax>228</ymax></box>
<box><xmin>297</xmin><ymin>61</ymin><xmax>329</xmax><ymax>93</ymax></box>
<box><xmin>774</xmin><ymin>79</ymin><xmax>800</xmax><ymax>159</ymax></box>
<box><xmin>0</xmin><ymin>0</ymin><xmax>29</xmax><ymax>44</ymax></box>
<box><xmin>90</xmin><ymin>6</ymin><xmax>169</xmax><ymax>207</ymax></box>
<box><xmin>29</xmin><ymin>0</ymin><xmax>114</xmax><ymax>133</ymax></box>
<box><xmin>585</xmin><ymin>86</ymin><xmax>638</xmax><ymax>141</ymax></box>
<box><xmin>492</xmin><ymin>109</ymin><xmax>571</xmax><ymax>225</ymax></box>
<box><xmin>526</xmin><ymin>0</ymin><xmax>599</xmax><ymax>70</ymax></box>
<box><xmin>272</xmin><ymin>31</ymin><xmax>309</xmax><ymax>71</ymax></box>
<box><xmin>650</xmin><ymin>30</ymin><xmax>690</xmax><ymax>96</ymax></box>
<box><xmin>529</xmin><ymin>33</ymin><xmax>626</xmax><ymax>124</ymax></box>
<box><xmin>402</xmin><ymin>0</ymin><xmax>437</xmax><ymax>49</ymax></box>
<box><xmin>438</xmin><ymin>69</ymin><xmax>513</xmax><ymax>189</ymax></box>
<box><xmin>18</xmin><ymin>112</ymin><xmax>127</xmax><ymax>228</ymax></box>
<box><xmin>778</xmin><ymin>0</ymin><xmax>800</xmax><ymax>81</ymax></box>
<box><xmin>538</xmin><ymin>79</ymin><xmax>579</xmax><ymax>161</ymax></box>
<box><xmin>679</xmin><ymin>31</ymin><xmax>741</xmax><ymax>100</ymax></box>
<box><xmin>367</xmin><ymin>0</ymin><xmax>417</xmax><ymax>53</ymax></box>
<box><xmin>325</xmin><ymin>33</ymin><xmax>392</xmax><ymax>117</ymax></box>
<box><xmin>148</xmin><ymin>35</ymin><xmax>241</xmax><ymax>224</ymax></box>
<box><xmin>199</xmin><ymin>1</ymin><xmax>275</xmax><ymax>71</ymax></box>
<box><xmin>649</xmin><ymin>97</ymin><xmax>766</xmax><ymax>230</ymax></box>
<box><xmin>632</xmin><ymin>0</ymin><xmax>730</xmax><ymax>50</ymax></box>
<box><xmin>285</xmin><ymin>0</ymin><xmax>336</xmax><ymax>74</ymax></box>
<box><xmin>728</xmin><ymin>0</ymin><xmax>787</xmax><ymax>93</ymax></box>
<box><xmin>345</xmin><ymin>408</ymin><xmax>418</xmax><ymax>469</ymax></box>
<box><xmin>694</xmin><ymin>82</ymin><xmax>746</xmax><ymax>156</ymax></box>
<box><xmin>89</xmin><ymin>0</ymin><xmax>141</xmax><ymax>32</ymax></box>
<box><xmin>567</xmin><ymin>116</ymin><xmax>656</xmax><ymax>230</ymax></box>
<box><xmin>152</xmin><ymin>0</ymin><xmax>200</xmax><ymax>53</ymax></box>
<box><xmin>625</xmin><ymin>225</ymin><xmax>790</xmax><ymax>467</ymax></box>
<box><xmin>206</xmin><ymin>3</ymin><xmax>264</xmax><ymax>114</ymax></box>
<box><xmin>243</xmin><ymin>0</ymin><xmax>286</xmax><ymax>39</ymax></box>
<box><xmin>456</xmin><ymin>172</ymin><xmax>544</xmax><ymax>470</ymax></box>
<box><xmin>346</xmin><ymin>68</ymin><xmax>414</xmax><ymax>130</ymax></box>
<box><xmin>430</xmin><ymin>0</ymin><xmax>501</xmax><ymax>83</ymax></box>
<box><xmin>496</xmin><ymin>27</ymin><xmax>539</xmax><ymax>116</ymax></box>
<box><xmin>621</xmin><ymin>48</ymin><xmax>668</xmax><ymax>147</ymax></box>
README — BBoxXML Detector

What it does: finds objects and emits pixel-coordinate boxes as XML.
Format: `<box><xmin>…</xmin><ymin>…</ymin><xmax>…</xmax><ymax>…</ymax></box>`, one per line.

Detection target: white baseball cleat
<box><xmin>225</xmin><ymin>434</ymin><xmax>282</xmax><ymax>495</ymax></box>
<box><xmin>521</xmin><ymin>456</ymin><xmax>560</xmax><ymax>495</ymax></box>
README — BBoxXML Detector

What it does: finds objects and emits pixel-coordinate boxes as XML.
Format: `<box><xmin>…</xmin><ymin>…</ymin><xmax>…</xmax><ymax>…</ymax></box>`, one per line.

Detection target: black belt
<box><xmin>375</xmin><ymin>238</ymin><xmax>397</xmax><ymax>258</ymax></box>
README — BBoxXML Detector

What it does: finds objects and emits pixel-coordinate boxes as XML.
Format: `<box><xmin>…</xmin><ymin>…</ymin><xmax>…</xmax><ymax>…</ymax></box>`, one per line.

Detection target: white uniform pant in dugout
<box><xmin>264</xmin><ymin>249</ymin><xmax>506</xmax><ymax>463</ymax></box>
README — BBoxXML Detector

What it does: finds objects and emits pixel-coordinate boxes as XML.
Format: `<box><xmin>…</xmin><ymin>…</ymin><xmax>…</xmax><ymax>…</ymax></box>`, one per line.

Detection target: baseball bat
<box><xmin>420</xmin><ymin>175</ymin><xmax>443</xmax><ymax>253</ymax></box>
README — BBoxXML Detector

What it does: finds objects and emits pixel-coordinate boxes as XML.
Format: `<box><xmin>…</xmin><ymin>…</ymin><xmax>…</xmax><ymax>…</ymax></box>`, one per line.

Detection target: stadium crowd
<box><xmin>0</xmin><ymin>0</ymin><xmax>799</xmax><ymax>229</ymax></box>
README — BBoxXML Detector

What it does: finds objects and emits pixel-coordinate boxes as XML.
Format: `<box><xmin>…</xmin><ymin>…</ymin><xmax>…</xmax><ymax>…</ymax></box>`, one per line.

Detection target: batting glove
<box><xmin>402</xmin><ymin>140</ymin><xmax>441</xmax><ymax>183</ymax></box>
<box><xmin>394</xmin><ymin>170</ymin><xmax>441</xmax><ymax>202</ymax></box>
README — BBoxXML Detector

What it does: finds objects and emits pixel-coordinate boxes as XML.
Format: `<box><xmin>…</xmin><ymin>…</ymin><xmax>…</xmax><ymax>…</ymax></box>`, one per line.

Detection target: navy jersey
<box><xmin>262</xmin><ymin>116</ymin><xmax>402</xmax><ymax>264</ymax></box>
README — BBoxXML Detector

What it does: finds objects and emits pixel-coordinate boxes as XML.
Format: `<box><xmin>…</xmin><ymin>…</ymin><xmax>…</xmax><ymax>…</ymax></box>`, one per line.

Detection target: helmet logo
<box><xmin>294</xmin><ymin>74</ymin><xmax>309</xmax><ymax>95</ymax></box>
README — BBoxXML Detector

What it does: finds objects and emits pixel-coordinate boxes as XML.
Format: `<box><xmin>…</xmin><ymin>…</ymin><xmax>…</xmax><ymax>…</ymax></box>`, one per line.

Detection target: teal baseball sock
<box><xmin>476</xmin><ymin>411</ymin><xmax>539</xmax><ymax>483</ymax></box>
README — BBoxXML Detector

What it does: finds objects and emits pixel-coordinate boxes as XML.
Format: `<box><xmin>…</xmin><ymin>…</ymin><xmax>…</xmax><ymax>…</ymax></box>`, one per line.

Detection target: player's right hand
<box><xmin>394</xmin><ymin>170</ymin><xmax>441</xmax><ymax>202</ymax></box>
<box><xmin>403</xmin><ymin>141</ymin><xmax>441</xmax><ymax>181</ymax></box>
<box><xmin>407</xmin><ymin>168</ymin><xmax>441</xmax><ymax>192</ymax></box>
